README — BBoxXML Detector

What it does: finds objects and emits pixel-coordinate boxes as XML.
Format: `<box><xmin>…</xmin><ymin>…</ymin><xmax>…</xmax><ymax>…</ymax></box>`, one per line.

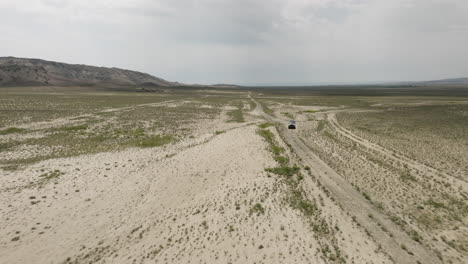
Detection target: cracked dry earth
<box><xmin>1</xmin><ymin>101</ymin><xmax>395</xmax><ymax>264</ymax></box>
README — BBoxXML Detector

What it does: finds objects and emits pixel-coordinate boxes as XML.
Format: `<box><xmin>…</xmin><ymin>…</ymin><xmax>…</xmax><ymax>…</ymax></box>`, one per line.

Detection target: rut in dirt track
<box><xmin>250</xmin><ymin>97</ymin><xmax>441</xmax><ymax>264</ymax></box>
<box><xmin>326</xmin><ymin>112</ymin><xmax>468</xmax><ymax>189</ymax></box>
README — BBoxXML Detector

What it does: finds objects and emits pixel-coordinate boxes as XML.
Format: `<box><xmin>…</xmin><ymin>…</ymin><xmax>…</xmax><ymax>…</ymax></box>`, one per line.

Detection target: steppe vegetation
<box><xmin>1</xmin><ymin>85</ymin><xmax>467</xmax><ymax>264</ymax></box>
<box><xmin>256</xmin><ymin>87</ymin><xmax>468</xmax><ymax>264</ymax></box>
<box><xmin>338</xmin><ymin>103</ymin><xmax>468</xmax><ymax>180</ymax></box>
<box><xmin>227</xmin><ymin>101</ymin><xmax>245</xmax><ymax>122</ymax></box>
<box><xmin>0</xmin><ymin>88</ymin><xmax>248</xmax><ymax>170</ymax></box>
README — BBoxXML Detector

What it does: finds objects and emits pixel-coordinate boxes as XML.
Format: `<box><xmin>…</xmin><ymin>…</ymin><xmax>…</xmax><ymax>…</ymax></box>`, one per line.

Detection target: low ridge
<box><xmin>0</xmin><ymin>57</ymin><xmax>173</xmax><ymax>87</ymax></box>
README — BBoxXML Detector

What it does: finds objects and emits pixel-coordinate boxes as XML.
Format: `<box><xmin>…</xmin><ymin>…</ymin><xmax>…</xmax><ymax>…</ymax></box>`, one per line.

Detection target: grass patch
<box><xmin>0</xmin><ymin>127</ymin><xmax>27</xmax><ymax>135</ymax></box>
<box><xmin>257</xmin><ymin>129</ymin><xmax>285</xmax><ymax>158</ymax></box>
<box><xmin>113</xmin><ymin>128</ymin><xmax>146</xmax><ymax>137</ymax></box>
<box><xmin>362</xmin><ymin>192</ymin><xmax>372</xmax><ymax>201</ymax></box>
<box><xmin>40</xmin><ymin>169</ymin><xmax>63</xmax><ymax>181</ymax></box>
<box><xmin>323</xmin><ymin>130</ymin><xmax>337</xmax><ymax>141</ymax></box>
<box><xmin>271</xmin><ymin>145</ymin><xmax>283</xmax><ymax>155</ymax></box>
<box><xmin>290</xmin><ymin>188</ymin><xmax>317</xmax><ymax>216</ymax></box>
<box><xmin>409</xmin><ymin>229</ymin><xmax>423</xmax><ymax>243</ymax></box>
<box><xmin>0</xmin><ymin>90</ymin><xmax>228</xmax><ymax>168</ymax></box>
<box><xmin>265</xmin><ymin>166</ymin><xmax>300</xmax><ymax>177</ymax></box>
<box><xmin>56</xmin><ymin>124</ymin><xmax>88</xmax><ymax>132</ymax></box>
<box><xmin>281</xmin><ymin>112</ymin><xmax>294</xmax><ymax>119</ymax></box>
<box><xmin>215</xmin><ymin>130</ymin><xmax>225</xmax><ymax>135</ymax></box>
<box><xmin>268</xmin><ymin>165</ymin><xmax>318</xmax><ymax>217</ymax></box>
<box><xmin>390</xmin><ymin>215</ymin><xmax>407</xmax><ymax>227</ymax></box>
<box><xmin>274</xmin><ymin>156</ymin><xmax>289</xmax><ymax>165</ymax></box>
<box><xmin>258</xmin><ymin>129</ymin><xmax>274</xmax><ymax>144</ymax></box>
<box><xmin>227</xmin><ymin>103</ymin><xmax>245</xmax><ymax>123</ymax></box>
<box><xmin>259</xmin><ymin>101</ymin><xmax>274</xmax><ymax>116</ymax></box>
<box><xmin>250</xmin><ymin>203</ymin><xmax>265</xmax><ymax>216</ymax></box>
<box><xmin>134</xmin><ymin>135</ymin><xmax>174</xmax><ymax>148</ymax></box>
<box><xmin>400</xmin><ymin>171</ymin><xmax>417</xmax><ymax>182</ymax></box>
<box><xmin>258</xmin><ymin>122</ymin><xmax>276</xmax><ymax>129</ymax></box>
<box><xmin>424</xmin><ymin>199</ymin><xmax>446</xmax><ymax>209</ymax></box>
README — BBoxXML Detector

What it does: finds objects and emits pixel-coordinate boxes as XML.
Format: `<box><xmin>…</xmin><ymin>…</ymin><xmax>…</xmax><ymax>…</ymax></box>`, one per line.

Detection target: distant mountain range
<box><xmin>0</xmin><ymin>57</ymin><xmax>174</xmax><ymax>87</ymax></box>
<box><xmin>1</xmin><ymin>56</ymin><xmax>467</xmax><ymax>88</ymax></box>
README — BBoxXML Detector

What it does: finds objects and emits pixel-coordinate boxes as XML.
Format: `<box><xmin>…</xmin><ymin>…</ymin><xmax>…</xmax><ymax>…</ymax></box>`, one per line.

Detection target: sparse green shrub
<box><xmin>425</xmin><ymin>199</ymin><xmax>446</xmax><ymax>209</ymax></box>
<box><xmin>400</xmin><ymin>171</ymin><xmax>417</xmax><ymax>182</ymax></box>
<box><xmin>281</xmin><ymin>112</ymin><xmax>294</xmax><ymax>119</ymax></box>
<box><xmin>256</xmin><ymin>101</ymin><xmax>273</xmax><ymax>116</ymax></box>
<box><xmin>265</xmin><ymin>166</ymin><xmax>300</xmax><ymax>177</ymax></box>
<box><xmin>201</xmin><ymin>221</ymin><xmax>208</xmax><ymax>230</ymax></box>
<box><xmin>0</xmin><ymin>127</ymin><xmax>27</xmax><ymax>135</ymax></box>
<box><xmin>257</xmin><ymin>129</ymin><xmax>274</xmax><ymax>143</ymax></box>
<box><xmin>292</xmin><ymin>194</ymin><xmax>317</xmax><ymax>216</ymax></box>
<box><xmin>390</xmin><ymin>215</ymin><xmax>407</xmax><ymax>227</ymax></box>
<box><xmin>135</xmin><ymin>135</ymin><xmax>173</xmax><ymax>148</ymax></box>
<box><xmin>274</xmin><ymin>156</ymin><xmax>289</xmax><ymax>165</ymax></box>
<box><xmin>132</xmin><ymin>128</ymin><xmax>145</xmax><ymax>136</ymax></box>
<box><xmin>250</xmin><ymin>203</ymin><xmax>265</xmax><ymax>216</ymax></box>
<box><xmin>271</xmin><ymin>145</ymin><xmax>283</xmax><ymax>155</ymax></box>
<box><xmin>316</xmin><ymin>120</ymin><xmax>326</xmax><ymax>131</ymax></box>
<box><xmin>409</xmin><ymin>230</ymin><xmax>423</xmax><ymax>243</ymax></box>
<box><xmin>362</xmin><ymin>192</ymin><xmax>371</xmax><ymax>201</ymax></box>
<box><xmin>40</xmin><ymin>169</ymin><xmax>64</xmax><ymax>181</ymax></box>
<box><xmin>313</xmin><ymin>218</ymin><xmax>330</xmax><ymax>235</ymax></box>
<box><xmin>57</xmin><ymin>124</ymin><xmax>88</xmax><ymax>132</ymax></box>
<box><xmin>227</xmin><ymin>103</ymin><xmax>245</xmax><ymax>122</ymax></box>
<box><xmin>258</xmin><ymin>122</ymin><xmax>275</xmax><ymax>129</ymax></box>
<box><xmin>37</xmin><ymin>169</ymin><xmax>64</xmax><ymax>187</ymax></box>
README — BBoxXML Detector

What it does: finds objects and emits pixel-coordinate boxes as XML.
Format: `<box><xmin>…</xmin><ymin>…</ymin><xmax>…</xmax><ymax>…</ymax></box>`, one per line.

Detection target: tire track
<box><xmin>251</xmin><ymin>97</ymin><xmax>441</xmax><ymax>264</ymax></box>
<box><xmin>326</xmin><ymin>112</ymin><xmax>468</xmax><ymax>190</ymax></box>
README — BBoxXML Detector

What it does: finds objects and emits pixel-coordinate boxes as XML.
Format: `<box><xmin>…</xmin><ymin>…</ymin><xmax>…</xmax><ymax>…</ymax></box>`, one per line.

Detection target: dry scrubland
<box><xmin>0</xmin><ymin>86</ymin><xmax>467</xmax><ymax>264</ymax></box>
<box><xmin>259</xmin><ymin>90</ymin><xmax>468</xmax><ymax>264</ymax></box>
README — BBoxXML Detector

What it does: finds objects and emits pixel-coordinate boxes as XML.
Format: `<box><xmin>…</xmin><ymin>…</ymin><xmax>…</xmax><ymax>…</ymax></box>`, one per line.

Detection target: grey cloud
<box><xmin>1</xmin><ymin>0</ymin><xmax>467</xmax><ymax>84</ymax></box>
<box><xmin>386</xmin><ymin>0</ymin><xmax>468</xmax><ymax>33</ymax></box>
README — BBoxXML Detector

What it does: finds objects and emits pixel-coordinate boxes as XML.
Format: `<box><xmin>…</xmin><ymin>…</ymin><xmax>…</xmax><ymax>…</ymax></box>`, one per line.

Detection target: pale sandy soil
<box><xmin>0</xmin><ymin>101</ymin><xmax>393</xmax><ymax>264</ymax></box>
<box><xmin>266</xmin><ymin>99</ymin><xmax>467</xmax><ymax>264</ymax></box>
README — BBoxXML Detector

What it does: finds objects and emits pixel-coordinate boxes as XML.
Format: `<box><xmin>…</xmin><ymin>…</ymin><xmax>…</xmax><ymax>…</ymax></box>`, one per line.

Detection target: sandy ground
<box><xmin>0</xmin><ymin>99</ymin><xmax>397</xmax><ymax>264</ymax></box>
<box><xmin>263</xmin><ymin>97</ymin><xmax>468</xmax><ymax>264</ymax></box>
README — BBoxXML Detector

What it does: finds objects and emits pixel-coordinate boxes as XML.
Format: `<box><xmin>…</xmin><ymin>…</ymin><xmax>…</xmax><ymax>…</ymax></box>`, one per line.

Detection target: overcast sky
<box><xmin>1</xmin><ymin>0</ymin><xmax>468</xmax><ymax>85</ymax></box>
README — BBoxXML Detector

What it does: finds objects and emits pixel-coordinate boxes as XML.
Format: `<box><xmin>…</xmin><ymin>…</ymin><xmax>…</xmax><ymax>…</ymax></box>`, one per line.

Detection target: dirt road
<box><xmin>251</xmin><ymin>97</ymin><xmax>441</xmax><ymax>264</ymax></box>
<box><xmin>326</xmin><ymin>112</ymin><xmax>468</xmax><ymax>190</ymax></box>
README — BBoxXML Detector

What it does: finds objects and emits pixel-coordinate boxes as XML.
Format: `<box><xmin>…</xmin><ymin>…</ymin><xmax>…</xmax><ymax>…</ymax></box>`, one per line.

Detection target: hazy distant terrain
<box><xmin>0</xmin><ymin>57</ymin><xmax>174</xmax><ymax>87</ymax></box>
<box><xmin>2</xmin><ymin>57</ymin><xmax>468</xmax><ymax>89</ymax></box>
<box><xmin>417</xmin><ymin>77</ymin><xmax>468</xmax><ymax>85</ymax></box>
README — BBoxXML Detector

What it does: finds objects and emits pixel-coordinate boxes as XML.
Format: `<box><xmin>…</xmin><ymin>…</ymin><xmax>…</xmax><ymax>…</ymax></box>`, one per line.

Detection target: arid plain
<box><xmin>1</xmin><ymin>86</ymin><xmax>467</xmax><ymax>264</ymax></box>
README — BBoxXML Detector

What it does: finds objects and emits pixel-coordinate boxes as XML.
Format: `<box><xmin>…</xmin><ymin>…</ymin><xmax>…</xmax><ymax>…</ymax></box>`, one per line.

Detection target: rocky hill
<box><xmin>0</xmin><ymin>57</ymin><xmax>174</xmax><ymax>87</ymax></box>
